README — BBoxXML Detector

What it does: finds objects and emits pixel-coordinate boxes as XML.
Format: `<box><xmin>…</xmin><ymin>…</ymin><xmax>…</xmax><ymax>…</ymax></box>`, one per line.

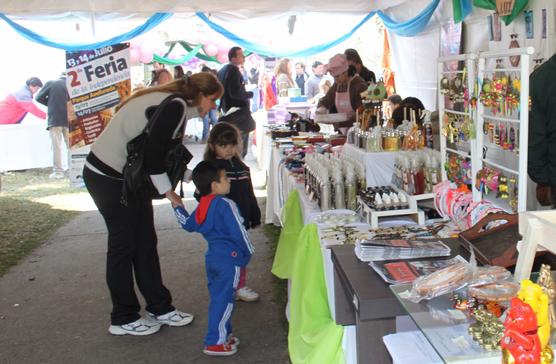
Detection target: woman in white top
<box><xmin>83</xmin><ymin>73</ymin><xmax>223</xmax><ymax>336</ymax></box>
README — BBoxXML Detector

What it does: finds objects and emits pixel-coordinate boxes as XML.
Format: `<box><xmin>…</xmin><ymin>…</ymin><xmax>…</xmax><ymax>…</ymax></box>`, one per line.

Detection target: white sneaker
<box><xmin>147</xmin><ymin>309</ymin><xmax>194</xmax><ymax>327</ymax></box>
<box><xmin>49</xmin><ymin>172</ymin><xmax>64</xmax><ymax>179</ymax></box>
<box><xmin>108</xmin><ymin>317</ymin><xmax>161</xmax><ymax>336</ymax></box>
<box><xmin>236</xmin><ymin>286</ymin><xmax>260</xmax><ymax>302</ymax></box>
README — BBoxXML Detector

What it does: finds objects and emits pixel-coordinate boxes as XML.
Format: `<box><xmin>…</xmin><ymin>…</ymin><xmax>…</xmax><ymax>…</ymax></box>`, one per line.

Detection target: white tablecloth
<box><xmin>342</xmin><ymin>144</ymin><xmax>397</xmax><ymax>187</ymax></box>
<box><xmin>265</xmin><ymin>145</ymin><xmax>320</xmax><ymax>225</ymax></box>
<box><xmin>0</xmin><ymin>122</ymin><xmax>54</xmax><ymax>171</ymax></box>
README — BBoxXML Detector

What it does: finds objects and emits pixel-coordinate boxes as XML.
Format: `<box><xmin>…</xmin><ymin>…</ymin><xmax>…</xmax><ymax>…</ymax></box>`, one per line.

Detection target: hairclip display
<box><xmin>483</xmin><ymin>120</ymin><xmax>518</xmax><ymax>152</ymax></box>
<box><xmin>443</xmin><ymin>114</ymin><xmax>476</xmax><ymax>144</ymax></box>
<box><xmin>480</xmin><ymin>73</ymin><xmax>520</xmax><ymax>117</ymax></box>
<box><xmin>474</xmin><ymin>167</ymin><xmax>518</xmax><ymax>212</ymax></box>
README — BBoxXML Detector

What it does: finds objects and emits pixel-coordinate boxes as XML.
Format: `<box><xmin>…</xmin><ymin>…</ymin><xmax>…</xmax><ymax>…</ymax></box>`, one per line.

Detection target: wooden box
<box><xmin>458</xmin><ymin>212</ymin><xmax>522</xmax><ymax>267</ymax></box>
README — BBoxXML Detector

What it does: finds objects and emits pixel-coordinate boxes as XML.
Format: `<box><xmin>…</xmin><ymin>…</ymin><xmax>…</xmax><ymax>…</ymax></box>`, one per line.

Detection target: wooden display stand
<box><xmin>514</xmin><ymin>210</ymin><xmax>556</xmax><ymax>281</ymax></box>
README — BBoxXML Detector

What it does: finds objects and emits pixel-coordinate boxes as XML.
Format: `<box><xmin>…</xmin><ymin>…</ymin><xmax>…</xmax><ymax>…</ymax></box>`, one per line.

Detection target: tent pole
<box><xmin>90</xmin><ymin>12</ymin><xmax>96</xmax><ymax>40</ymax></box>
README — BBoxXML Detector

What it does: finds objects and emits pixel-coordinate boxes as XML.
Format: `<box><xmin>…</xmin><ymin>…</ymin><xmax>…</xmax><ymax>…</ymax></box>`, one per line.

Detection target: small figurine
<box><xmin>468</xmin><ymin>307</ymin><xmax>505</xmax><ymax>350</ymax></box>
<box><xmin>502</xmin><ymin>297</ymin><xmax>541</xmax><ymax>364</ymax></box>
<box><xmin>536</xmin><ymin>264</ymin><xmax>556</xmax><ymax>330</ymax></box>
<box><xmin>519</xmin><ymin>280</ymin><xmax>551</xmax><ymax>355</ymax></box>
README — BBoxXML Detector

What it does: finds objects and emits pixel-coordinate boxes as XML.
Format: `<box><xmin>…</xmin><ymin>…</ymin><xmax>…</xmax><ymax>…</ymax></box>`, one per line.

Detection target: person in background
<box><xmin>0</xmin><ymin>77</ymin><xmax>46</xmax><ymax>125</ymax></box>
<box><xmin>203</xmin><ymin>122</ymin><xmax>261</xmax><ymax>302</ymax></box>
<box><xmin>294</xmin><ymin>62</ymin><xmax>309</xmax><ymax>95</ymax></box>
<box><xmin>174</xmin><ymin>160</ymin><xmax>254</xmax><ymax>356</ymax></box>
<box><xmin>344</xmin><ymin>48</ymin><xmax>376</xmax><ymax>84</ymax></box>
<box><xmin>528</xmin><ymin>53</ymin><xmax>556</xmax><ymax>206</ymax></box>
<box><xmin>391</xmin><ymin>96</ymin><xmax>425</xmax><ymax>128</ymax></box>
<box><xmin>274</xmin><ymin>58</ymin><xmax>296</xmax><ymax>97</ymax></box>
<box><xmin>305</xmin><ymin>61</ymin><xmax>324</xmax><ymax>101</ymax></box>
<box><xmin>149</xmin><ymin>68</ymin><xmax>174</xmax><ymax>87</ymax></box>
<box><xmin>174</xmin><ymin>65</ymin><xmax>185</xmax><ymax>80</ymax></box>
<box><xmin>217</xmin><ymin>46</ymin><xmax>255</xmax><ymax>158</ymax></box>
<box><xmin>82</xmin><ymin>73</ymin><xmax>223</xmax><ymax>336</ymax></box>
<box><xmin>310</xmin><ymin>78</ymin><xmax>332</xmax><ymax>105</ymax></box>
<box><xmin>201</xmin><ymin>66</ymin><xmax>219</xmax><ymax>142</ymax></box>
<box><xmin>385</xmin><ymin>94</ymin><xmax>402</xmax><ymax>120</ymax></box>
<box><xmin>316</xmin><ymin>54</ymin><xmax>367</xmax><ymax>133</ymax></box>
<box><xmin>36</xmin><ymin>72</ymin><xmax>69</xmax><ymax>179</ymax></box>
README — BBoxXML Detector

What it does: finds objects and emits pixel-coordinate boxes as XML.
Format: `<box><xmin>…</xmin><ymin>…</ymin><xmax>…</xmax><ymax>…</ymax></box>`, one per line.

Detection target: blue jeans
<box><xmin>202</xmin><ymin>108</ymin><xmax>218</xmax><ymax>141</ymax></box>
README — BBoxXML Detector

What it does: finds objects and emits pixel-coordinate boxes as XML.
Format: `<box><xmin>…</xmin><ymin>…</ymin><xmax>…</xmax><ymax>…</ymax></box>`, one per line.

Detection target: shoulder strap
<box><xmin>143</xmin><ymin>94</ymin><xmax>185</xmax><ymax>136</ymax></box>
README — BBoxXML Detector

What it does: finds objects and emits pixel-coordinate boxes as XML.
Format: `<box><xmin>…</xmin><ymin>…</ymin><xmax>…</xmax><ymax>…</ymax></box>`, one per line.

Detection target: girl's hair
<box><xmin>204</xmin><ymin>122</ymin><xmax>242</xmax><ymax>161</ymax></box>
<box><xmin>117</xmin><ymin>72</ymin><xmax>223</xmax><ymax>111</ymax></box>
<box><xmin>274</xmin><ymin>58</ymin><xmax>295</xmax><ymax>86</ymax></box>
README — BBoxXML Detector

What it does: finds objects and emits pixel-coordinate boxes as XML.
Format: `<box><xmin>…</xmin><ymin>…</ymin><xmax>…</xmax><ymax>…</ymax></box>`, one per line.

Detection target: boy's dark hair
<box><xmin>203</xmin><ymin>122</ymin><xmax>241</xmax><ymax>161</ymax></box>
<box><xmin>312</xmin><ymin>61</ymin><xmax>323</xmax><ymax>69</ymax></box>
<box><xmin>192</xmin><ymin>161</ymin><xmax>224</xmax><ymax>196</ymax></box>
<box><xmin>228</xmin><ymin>47</ymin><xmax>242</xmax><ymax>62</ymax></box>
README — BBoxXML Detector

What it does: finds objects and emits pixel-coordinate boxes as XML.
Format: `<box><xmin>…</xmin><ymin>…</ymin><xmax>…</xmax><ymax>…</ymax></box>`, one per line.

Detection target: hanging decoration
<box><xmin>472</xmin><ymin>0</ymin><xmax>529</xmax><ymax>25</ymax></box>
<box><xmin>0</xmin><ymin>12</ymin><xmax>173</xmax><ymax>51</ymax></box>
<box><xmin>452</xmin><ymin>0</ymin><xmax>474</xmax><ymax>23</ymax></box>
<box><xmin>195</xmin><ymin>0</ymin><xmax>440</xmax><ymax>58</ymax></box>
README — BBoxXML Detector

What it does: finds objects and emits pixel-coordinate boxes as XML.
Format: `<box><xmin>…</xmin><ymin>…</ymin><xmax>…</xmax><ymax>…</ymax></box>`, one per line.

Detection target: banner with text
<box><xmin>66</xmin><ymin>43</ymin><xmax>131</xmax><ymax>149</ymax></box>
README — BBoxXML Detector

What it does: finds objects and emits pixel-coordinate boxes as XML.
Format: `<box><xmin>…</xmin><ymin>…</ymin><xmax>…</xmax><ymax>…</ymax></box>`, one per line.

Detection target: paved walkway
<box><xmin>0</xmin><ymin>143</ymin><xmax>289</xmax><ymax>364</ymax></box>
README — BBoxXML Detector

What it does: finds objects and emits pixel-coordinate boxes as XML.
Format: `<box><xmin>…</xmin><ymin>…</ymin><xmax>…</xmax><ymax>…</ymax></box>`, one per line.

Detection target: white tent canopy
<box><xmin>0</xmin><ymin>0</ymin><xmax>408</xmax><ymax>16</ymax></box>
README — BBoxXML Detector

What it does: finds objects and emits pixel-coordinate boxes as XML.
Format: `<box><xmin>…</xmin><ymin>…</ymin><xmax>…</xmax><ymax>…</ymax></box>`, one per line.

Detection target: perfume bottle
<box><xmin>345</xmin><ymin>167</ymin><xmax>357</xmax><ymax>211</ymax></box>
<box><xmin>333</xmin><ymin>170</ymin><xmax>345</xmax><ymax>209</ymax></box>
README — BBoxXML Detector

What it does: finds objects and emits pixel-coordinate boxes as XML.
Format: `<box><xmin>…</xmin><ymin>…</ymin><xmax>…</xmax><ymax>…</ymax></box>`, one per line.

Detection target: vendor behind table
<box><xmin>316</xmin><ymin>53</ymin><xmax>367</xmax><ymax>134</ymax></box>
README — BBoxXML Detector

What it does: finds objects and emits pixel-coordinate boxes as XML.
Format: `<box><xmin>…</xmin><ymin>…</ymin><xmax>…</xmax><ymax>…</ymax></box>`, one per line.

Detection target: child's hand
<box><xmin>165</xmin><ymin>190</ymin><xmax>183</xmax><ymax>208</ymax></box>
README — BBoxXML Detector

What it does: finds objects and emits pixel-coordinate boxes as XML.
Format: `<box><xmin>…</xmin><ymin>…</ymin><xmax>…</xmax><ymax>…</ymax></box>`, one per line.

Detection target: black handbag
<box><xmin>218</xmin><ymin>106</ymin><xmax>256</xmax><ymax>133</ymax></box>
<box><xmin>120</xmin><ymin>94</ymin><xmax>193</xmax><ymax>205</ymax></box>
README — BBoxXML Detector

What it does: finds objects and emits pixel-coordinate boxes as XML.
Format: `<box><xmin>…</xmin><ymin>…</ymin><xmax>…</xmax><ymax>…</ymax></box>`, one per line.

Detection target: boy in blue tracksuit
<box><xmin>174</xmin><ymin>160</ymin><xmax>254</xmax><ymax>357</ymax></box>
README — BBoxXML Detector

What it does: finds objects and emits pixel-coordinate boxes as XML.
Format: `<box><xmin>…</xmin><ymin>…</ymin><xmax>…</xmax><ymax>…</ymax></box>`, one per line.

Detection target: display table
<box><xmin>0</xmin><ymin>122</ymin><xmax>54</xmax><ymax>171</ymax></box>
<box><xmin>390</xmin><ymin>284</ymin><xmax>501</xmax><ymax>363</ymax></box>
<box><xmin>265</xmin><ymin>145</ymin><xmax>320</xmax><ymax>225</ymax></box>
<box><xmin>330</xmin><ymin>239</ymin><xmax>468</xmax><ymax>364</ymax></box>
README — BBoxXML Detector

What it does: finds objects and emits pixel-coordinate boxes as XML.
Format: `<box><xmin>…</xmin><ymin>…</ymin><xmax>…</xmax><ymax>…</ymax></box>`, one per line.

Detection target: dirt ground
<box><xmin>0</xmin><ymin>143</ymin><xmax>290</xmax><ymax>364</ymax></box>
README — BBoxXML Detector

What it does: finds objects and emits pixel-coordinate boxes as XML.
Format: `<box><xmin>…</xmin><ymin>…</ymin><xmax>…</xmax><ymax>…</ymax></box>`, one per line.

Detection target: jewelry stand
<box><xmin>476</xmin><ymin>47</ymin><xmax>534</xmax><ymax>213</ymax></box>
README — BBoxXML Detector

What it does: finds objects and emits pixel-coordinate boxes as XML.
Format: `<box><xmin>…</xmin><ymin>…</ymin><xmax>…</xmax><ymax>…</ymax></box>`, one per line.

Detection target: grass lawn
<box><xmin>263</xmin><ymin>223</ymin><xmax>288</xmax><ymax>330</ymax></box>
<box><xmin>0</xmin><ymin>169</ymin><xmax>86</xmax><ymax>277</ymax></box>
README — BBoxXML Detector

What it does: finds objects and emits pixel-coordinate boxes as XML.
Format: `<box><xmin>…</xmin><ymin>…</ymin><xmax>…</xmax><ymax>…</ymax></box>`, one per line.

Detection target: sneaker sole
<box><xmin>203</xmin><ymin>349</ymin><xmax>238</xmax><ymax>356</ymax></box>
<box><xmin>235</xmin><ymin>295</ymin><xmax>260</xmax><ymax>302</ymax></box>
<box><xmin>108</xmin><ymin>324</ymin><xmax>161</xmax><ymax>336</ymax></box>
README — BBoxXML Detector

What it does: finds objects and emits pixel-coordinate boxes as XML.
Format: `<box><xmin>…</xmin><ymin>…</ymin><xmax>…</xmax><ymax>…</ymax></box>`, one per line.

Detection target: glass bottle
<box><xmin>345</xmin><ymin>168</ymin><xmax>357</xmax><ymax>211</ymax></box>
<box><xmin>333</xmin><ymin>170</ymin><xmax>345</xmax><ymax>209</ymax></box>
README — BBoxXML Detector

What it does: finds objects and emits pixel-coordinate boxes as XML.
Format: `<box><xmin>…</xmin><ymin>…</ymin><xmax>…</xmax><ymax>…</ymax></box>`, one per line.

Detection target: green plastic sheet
<box><xmin>271</xmin><ymin>190</ymin><xmax>304</xmax><ymax>279</ymax></box>
<box><xmin>473</xmin><ymin>0</ymin><xmax>529</xmax><ymax>25</ymax></box>
<box><xmin>288</xmin><ymin>224</ymin><xmax>345</xmax><ymax>364</ymax></box>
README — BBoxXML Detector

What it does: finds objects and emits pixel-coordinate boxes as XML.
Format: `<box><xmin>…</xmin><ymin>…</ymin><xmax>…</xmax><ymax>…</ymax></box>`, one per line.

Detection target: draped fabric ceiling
<box><xmin>0</xmin><ymin>0</ymin><xmax>409</xmax><ymax>16</ymax></box>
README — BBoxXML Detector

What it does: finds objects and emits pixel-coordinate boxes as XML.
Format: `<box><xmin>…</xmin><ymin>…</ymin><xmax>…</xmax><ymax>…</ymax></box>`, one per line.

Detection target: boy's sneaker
<box><xmin>108</xmin><ymin>317</ymin><xmax>161</xmax><ymax>336</ymax></box>
<box><xmin>203</xmin><ymin>343</ymin><xmax>238</xmax><ymax>356</ymax></box>
<box><xmin>227</xmin><ymin>335</ymin><xmax>240</xmax><ymax>348</ymax></box>
<box><xmin>236</xmin><ymin>286</ymin><xmax>260</xmax><ymax>302</ymax></box>
<box><xmin>147</xmin><ymin>309</ymin><xmax>194</xmax><ymax>327</ymax></box>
